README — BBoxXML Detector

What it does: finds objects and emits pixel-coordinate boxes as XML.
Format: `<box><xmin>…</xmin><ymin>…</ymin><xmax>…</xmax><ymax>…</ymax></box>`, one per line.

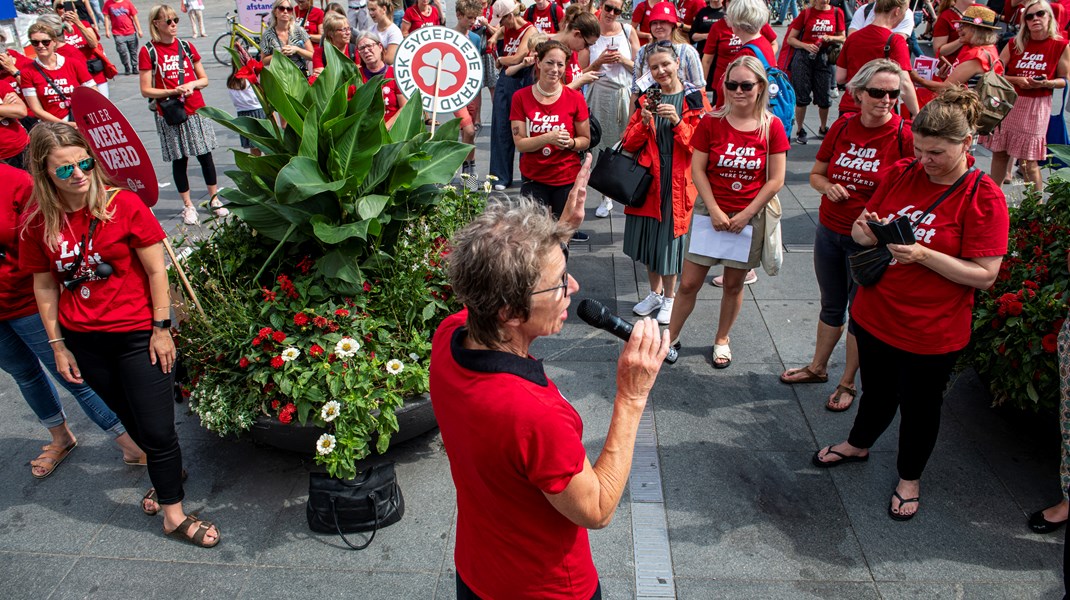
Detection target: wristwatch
<box><xmin>152</xmin><ymin>319</ymin><xmax>172</xmax><ymax>329</ymax></box>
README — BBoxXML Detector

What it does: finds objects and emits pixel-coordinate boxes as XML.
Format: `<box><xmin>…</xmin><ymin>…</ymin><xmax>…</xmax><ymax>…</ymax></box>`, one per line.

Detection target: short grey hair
<box><xmin>354</xmin><ymin>30</ymin><xmax>382</xmax><ymax>46</ymax></box>
<box><xmin>725</xmin><ymin>0</ymin><xmax>769</xmax><ymax>34</ymax></box>
<box><xmin>447</xmin><ymin>198</ymin><xmax>572</xmax><ymax>348</ymax></box>
<box><xmin>847</xmin><ymin>58</ymin><xmax>904</xmax><ymax>101</ymax></box>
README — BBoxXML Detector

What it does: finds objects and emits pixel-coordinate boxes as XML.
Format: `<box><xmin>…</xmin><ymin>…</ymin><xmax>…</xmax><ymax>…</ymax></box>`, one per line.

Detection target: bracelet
<box><xmin>48</xmin><ymin>337</ymin><xmax>64</xmax><ymax>344</ymax></box>
<box><xmin>154</xmin><ymin>306</ymin><xmax>171</xmax><ymax>310</ymax></box>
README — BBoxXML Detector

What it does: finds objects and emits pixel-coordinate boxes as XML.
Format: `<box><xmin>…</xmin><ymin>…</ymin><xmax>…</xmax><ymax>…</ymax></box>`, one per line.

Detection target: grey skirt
<box><xmin>155</xmin><ymin>111</ymin><xmax>218</xmax><ymax>162</ymax></box>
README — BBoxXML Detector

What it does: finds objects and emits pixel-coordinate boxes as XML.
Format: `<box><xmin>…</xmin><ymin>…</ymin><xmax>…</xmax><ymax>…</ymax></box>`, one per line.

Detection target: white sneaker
<box><xmin>633</xmin><ymin>291</ymin><xmax>663</xmax><ymax>316</ymax></box>
<box><xmin>655</xmin><ymin>297</ymin><xmax>674</xmax><ymax>325</ymax></box>
<box><xmin>595</xmin><ymin>197</ymin><xmax>613</xmax><ymax>218</ymax></box>
<box><xmin>182</xmin><ymin>204</ymin><xmax>199</xmax><ymax>225</ymax></box>
<box><xmin>830</xmin><ymin>86</ymin><xmax>840</xmax><ymax>98</ymax></box>
<box><xmin>710</xmin><ymin>269</ymin><xmax>758</xmax><ymax>287</ymax></box>
<box><xmin>493</xmin><ymin>184</ymin><xmax>506</xmax><ymax>191</ymax></box>
<box><xmin>210</xmin><ymin>195</ymin><xmax>229</xmax><ymax>217</ymax></box>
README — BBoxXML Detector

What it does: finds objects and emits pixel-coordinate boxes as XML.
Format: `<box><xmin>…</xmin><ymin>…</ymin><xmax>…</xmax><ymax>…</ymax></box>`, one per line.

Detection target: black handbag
<box><xmin>588</xmin><ymin>141</ymin><xmax>653</xmax><ymax>208</ymax></box>
<box><xmin>148</xmin><ymin>39</ymin><xmax>190</xmax><ymax>126</ymax></box>
<box><xmin>848</xmin><ymin>163</ymin><xmax>977</xmax><ymax>287</ymax></box>
<box><xmin>86</xmin><ymin>56</ymin><xmax>105</xmax><ymax>75</ymax></box>
<box><xmin>306</xmin><ymin>463</ymin><xmax>405</xmax><ymax>550</ymax></box>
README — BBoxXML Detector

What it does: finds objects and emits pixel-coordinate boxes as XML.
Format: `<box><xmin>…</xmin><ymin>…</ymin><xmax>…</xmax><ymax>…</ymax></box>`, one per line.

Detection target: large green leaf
<box><xmin>225</xmin><ymin>168</ymin><xmax>271</xmax><ymax>195</ymax></box>
<box><xmin>261</xmin><ymin>57</ymin><xmax>308</xmax><ymax>135</ymax></box>
<box><xmin>275</xmin><ymin>156</ymin><xmax>345</xmax><ymax>204</ymax></box>
<box><xmin>410</xmin><ymin>140</ymin><xmax>472</xmax><ymax>187</ymax></box>
<box><xmin>310</xmin><ymin>214</ymin><xmax>372</xmax><ymax>243</ymax></box>
<box><xmin>299</xmin><ymin>103</ymin><xmax>321</xmax><ymax>161</ymax></box>
<box><xmin>388</xmin><ymin>90</ymin><xmax>424</xmax><ymax>141</ymax></box>
<box><xmin>351</xmin><ymin>141</ymin><xmax>407</xmax><ymax>197</ymax></box>
<box><xmin>227</xmin><ymin>204</ymin><xmax>302</xmax><ymax>241</ymax></box>
<box><xmin>317</xmin><ymin>248</ymin><xmax>363</xmax><ymax>284</ymax></box>
<box><xmin>199</xmin><ymin>106</ymin><xmax>282</xmax><ymax>153</ymax></box>
<box><xmin>348</xmin><ymin>73</ymin><xmax>385</xmax><ymax>120</ymax></box>
<box><xmin>233</xmin><ymin>152</ymin><xmax>288</xmax><ymax>188</ymax></box>
<box><xmin>355</xmin><ymin>194</ymin><xmax>390</xmax><ymax>220</ymax></box>
<box><xmin>431</xmin><ymin>117</ymin><xmax>461</xmax><ymax>142</ymax></box>
<box><xmin>327</xmin><ymin>108</ymin><xmax>380</xmax><ymax>185</ymax></box>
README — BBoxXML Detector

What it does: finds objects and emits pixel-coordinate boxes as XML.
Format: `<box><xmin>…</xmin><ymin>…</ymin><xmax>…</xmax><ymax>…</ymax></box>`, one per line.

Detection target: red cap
<box><xmin>648</xmin><ymin>1</ymin><xmax>678</xmax><ymax>25</ymax></box>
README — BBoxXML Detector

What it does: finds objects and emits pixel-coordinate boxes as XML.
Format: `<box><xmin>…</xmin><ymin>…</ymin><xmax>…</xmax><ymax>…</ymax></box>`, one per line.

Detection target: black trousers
<box><xmin>847</xmin><ymin>321</ymin><xmax>959</xmax><ymax>481</ymax></box>
<box><xmin>520</xmin><ymin>179</ymin><xmax>572</xmax><ymax>220</ymax></box>
<box><xmin>456</xmin><ymin>573</ymin><xmax>602</xmax><ymax>599</ymax></box>
<box><xmin>64</xmin><ymin>329</ymin><xmax>184</xmax><ymax>504</ymax></box>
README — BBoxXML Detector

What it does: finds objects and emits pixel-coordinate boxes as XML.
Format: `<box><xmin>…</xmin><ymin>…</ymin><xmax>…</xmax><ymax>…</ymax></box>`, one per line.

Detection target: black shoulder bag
<box><xmin>152</xmin><ymin>41</ymin><xmax>190</xmax><ymax>127</ymax></box>
<box><xmin>589</xmin><ymin>138</ymin><xmax>653</xmax><ymax>208</ymax></box>
<box><xmin>306</xmin><ymin>463</ymin><xmax>405</xmax><ymax>550</ymax></box>
<box><xmin>848</xmin><ymin>163</ymin><xmax>976</xmax><ymax>287</ymax></box>
<box><xmin>32</xmin><ymin>63</ymin><xmax>73</xmax><ymax>121</ymax></box>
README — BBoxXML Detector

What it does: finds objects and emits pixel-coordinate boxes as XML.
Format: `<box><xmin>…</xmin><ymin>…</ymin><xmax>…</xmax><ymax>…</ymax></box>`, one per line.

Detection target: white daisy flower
<box><xmin>443</xmin><ymin>184</ymin><xmax>456</xmax><ymax>192</ymax></box>
<box><xmin>320</xmin><ymin>400</ymin><xmax>341</xmax><ymax>422</ymax></box>
<box><xmin>281</xmin><ymin>347</ymin><xmax>300</xmax><ymax>362</ymax></box>
<box><xmin>486</xmin><ymin>174</ymin><xmax>498</xmax><ymax>181</ymax></box>
<box><xmin>316</xmin><ymin>433</ymin><xmax>336</xmax><ymax>455</ymax></box>
<box><xmin>483</xmin><ymin>181</ymin><xmax>492</xmax><ymax>193</ymax></box>
<box><xmin>335</xmin><ymin>337</ymin><xmax>360</xmax><ymax>358</ymax></box>
<box><xmin>385</xmin><ymin>359</ymin><xmax>404</xmax><ymax>375</ymax></box>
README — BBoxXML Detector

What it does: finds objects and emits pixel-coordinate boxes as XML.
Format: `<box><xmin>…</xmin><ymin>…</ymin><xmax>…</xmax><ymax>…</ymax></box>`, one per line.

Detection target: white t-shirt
<box><xmin>378</xmin><ymin>23</ymin><xmax>403</xmax><ymax>49</ymax></box>
<box><xmin>229</xmin><ymin>85</ymin><xmax>262</xmax><ymax>111</ymax></box>
<box><xmin>849</xmin><ymin>2</ymin><xmax>915</xmax><ymax>36</ymax></box>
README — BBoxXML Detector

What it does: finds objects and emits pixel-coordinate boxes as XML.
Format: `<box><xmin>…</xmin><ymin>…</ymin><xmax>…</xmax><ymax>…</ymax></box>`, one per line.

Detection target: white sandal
<box><xmin>712</xmin><ymin>338</ymin><xmax>732</xmax><ymax>369</ymax></box>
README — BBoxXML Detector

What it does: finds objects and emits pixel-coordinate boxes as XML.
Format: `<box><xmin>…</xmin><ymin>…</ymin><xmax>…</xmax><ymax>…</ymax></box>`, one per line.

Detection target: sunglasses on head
<box><xmin>30</xmin><ymin>38</ymin><xmax>53</xmax><ymax>47</ymax></box>
<box><xmin>864</xmin><ymin>87</ymin><xmax>901</xmax><ymax>99</ymax></box>
<box><xmin>53</xmin><ymin>157</ymin><xmax>95</xmax><ymax>180</ymax></box>
<box><xmin>724</xmin><ymin>80</ymin><xmax>757</xmax><ymax>91</ymax></box>
<box><xmin>1025</xmin><ymin>9</ymin><xmax>1047</xmax><ymax>20</ymax></box>
<box><xmin>602</xmin><ymin>4</ymin><xmax>623</xmax><ymax>14</ymax></box>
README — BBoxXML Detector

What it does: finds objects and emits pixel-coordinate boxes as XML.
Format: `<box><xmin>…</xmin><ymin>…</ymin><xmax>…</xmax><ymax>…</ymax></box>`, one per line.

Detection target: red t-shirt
<box><xmin>429</xmin><ymin>311</ymin><xmax>597</xmax><ymax>600</ymax></box>
<box><xmin>0</xmin><ymin>166</ymin><xmax>36</xmax><ymax>321</ymax></box>
<box><xmin>312</xmin><ymin>43</ymin><xmax>355</xmax><ymax>70</ymax></box>
<box><xmin>501</xmin><ymin>22</ymin><xmax>534</xmax><ymax>58</ymax></box>
<box><xmin>564</xmin><ymin>50</ymin><xmax>582</xmax><ymax>85</ymax></box>
<box><xmin>703</xmin><ymin>20</ymin><xmax>778</xmax><ymax>92</ymax></box>
<box><xmin>1007</xmin><ymin>36</ymin><xmax>1069</xmax><ymax>97</ymax></box>
<box><xmin>933</xmin><ymin>8</ymin><xmax>962</xmax><ymax>59</ymax></box>
<box><xmin>103</xmin><ymin>0</ymin><xmax>138</xmax><ymax>36</ymax></box>
<box><xmin>137</xmin><ymin>40</ymin><xmax>207</xmax><ymax>116</ymax></box>
<box><xmin>0</xmin><ymin>79</ymin><xmax>28</xmax><ymax>159</ymax></box>
<box><xmin>951</xmin><ymin>43</ymin><xmax>1004</xmax><ymax>75</ymax></box>
<box><xmin>361</xmin><ymin>65</ymin><xmax>402</xmax><ymax>122</ymax></box>
<box><xmin>677</xmin><ymin>0</ymin><xmax>705</xmax><ymax>26</ymax></box>
<box><xmin>295</xmin><ymin>5</ymin><xmax>325</xmax><ymax>36</ymax></box>
<box><xmin>852</xmin><ymin>160</ymin><xmax>1010</xmax><ymax>354</ymax></box>
<box><xmin>529</xmin><ymin>3</ymin><xmax>564</xmax><ymax>33</ymax></box>
<box><xmin>789</xmin><ymin>6</ymin><xmax>845</xmax><ymax>44</ymax></box>
<box><xmin>403</xmin><ymin>5</ymin><xmax>440</xmax><ymax>31</ymax></box>
<box><xmin>62</xmin><ymin>28</ymin><xmax>107</xmax><ymax>85</ymax></box>
<box><xmin>836</xmin><ymin>24</ymin><xmax>910</xmax><ymax>114</ymax></box>
<box><xmin>19</xmin><ymin>189</ymin><xmax>167</xmax><ymax>333</ymax></box>
<box><xmin>510</xmin><ymin>85</ymin><xmax>589</xmax><ymax>186</ymax></box>
<box><xmin>690</xmin><ymin>114</ymin><xmax>791</xmax><ymax>213</ymax></box>
<box><xmin>20</xmin><ymin>56</ymin><xmax>94</xmax><ymax>120</ymax></box>
<box><xmin>815</xmin><ymin>114</ymin><xmax>914</xmax><ymax>235</ymax></box>
<box><xmin>632</xmin><ymin>0</ymin><xmax>653</xmax><ymax>36</ymax></box>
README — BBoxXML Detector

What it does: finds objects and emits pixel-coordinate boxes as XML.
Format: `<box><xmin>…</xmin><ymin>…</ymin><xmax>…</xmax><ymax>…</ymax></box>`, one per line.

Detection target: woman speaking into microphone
<box><xmin>19</xmin><ymin>123</ymin><xmax>221</xmax><ymax>548</ymax></box>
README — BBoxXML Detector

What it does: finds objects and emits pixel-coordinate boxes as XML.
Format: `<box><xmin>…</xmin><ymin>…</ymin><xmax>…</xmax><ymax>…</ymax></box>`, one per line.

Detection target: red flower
<box><xmin>272</xmin><ymin>331</ymin><xmax>287</xmax><ymax>343</ymax></box>
<box><xmin>1043</xmin><ymin>334</ymin><xmax>1058</xmax><ymax>353</ymax></box>
<box><xmin>328</xmin><ymin>353</ymin><xmax>337</xmax><ymax>363</ymax></box>
<box><xmin>234</xmin><ymin>58</ymin><xmax>263</xmax><ymax>85</ymax></box>
<box><xmin>990</xmin><ymin>319</ymin><xmax>1001</xmax><ymax>330</ymax></box>
<box><xmin>363</xmin><ymin>281</ymin><xmax>372</xmax><ymax>292</ymax></box>
<box><xmin>261</xmin><ymin>287</ymin><xmax>277</xmax><ymax>302</ymax></box>
<box><xmin>1056</xmin><ymin>318</ymin><xmax>1067</xmax><ymax>333</ymax></box>
<box><xmin>270</xmin><ymin>356</ymin><xmax>285</xmax><ymax>369</ymax></box>
<box><xmin>263</xmin><ymin>383</ymin><xmax>276</xmax><ymax>394</ymax></box>
<box><xmin>239</xmin><ymin>357</ymin><xmax>250</xmax><ymax>368</ymax></box>
<box><xmin>277</xmin><ymin>274</ymin><xmax>299</xmax><ymax>299</ymax></box>
<box><xmin>278</xmin><ymin>410</ymin><xmax>293</xmax><ymax>424</ymax></box>
<box><xmin>313</xmin><ymin>316</ymin><xmax>329</xmax><ymax>328</ymax></box>
<box><xmin>364</xmin><ymin>333</ymin><xmax>373</xmax><ymax>343</ymax></box>
<box><xmin>310</xmin><ymin>344</ymin><xmax>325</xmax><ymax>357</ymax></box>
<box><xmin>181</xmin><ymin>387</ymin><xmax>191</xmax><ymax>398</ymax></box>
<box><xmin>327</xmin><ymin>321</ymin><xmax>340</xmax><ymax>333</ymax></box>
<box><xmin>294</xmin><ymin>313</ymin><xmax>309</xmax><ymax>326</ymax></box>
<box><xmin>261</xmin><ymin>341</ymin><xmax>275</xmax><ymax>353</ymax></box>
<box><xmin>297</xmin><ymin>255</ymin><xmax>314</xmax><ymax>275</ymax></box>
<box><xmin>1023</xmin><ymin>280</ymin><xmax>1039</xmax><ymax>290</ymax></box>
<box><xmin>271</xmin><ymin>399</ymin><xmax>280</xmax><ymax>410</ymax></box>
<box><xmin>335</xmin><ymin>308</ymin><xmax>350</xmax><ymax>317</ymax></box>
<box><xmin>1007</xmin><ymin>302</ymin><xmax>1023</xmax><ymax>316</ymax></box>
<box><xmin>252</xmin><ymin>337</ymin><xmax>263</xmax><ymax>347</ymax></box>
<box><xmin>258</xmin><ymin>327</ymin><xmax>273</xmax><ymax>338</ymax></box>
<box><xmin>997</xmin><ymin>343</ymin><xmax>1006</xmax><ymax>354</ymax></box>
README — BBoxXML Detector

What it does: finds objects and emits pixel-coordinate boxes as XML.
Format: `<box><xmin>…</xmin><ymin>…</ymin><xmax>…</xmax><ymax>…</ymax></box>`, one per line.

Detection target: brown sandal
<box><xmin>780</xmin><ymin>366</ymin><xmax>829</xmax><ymax>384</ymax></box>
<box><xmin>30</xmin><ymin>440</ymin><xmax>77</xmax><ymax>479</ymax></box>
<box><xmin>164</xmin><ymin>515</ymin><xmax>220</xmax><ymax>548</ymax></box>
<box><xmin>826</xmin><ymin>384</ymin><xmax>857</xmax><ymax>412</ymax></box>
<box><xmin>141</xmin><ymin>468</ymin><xmax>189</xmax><ymax>516</ymax></box>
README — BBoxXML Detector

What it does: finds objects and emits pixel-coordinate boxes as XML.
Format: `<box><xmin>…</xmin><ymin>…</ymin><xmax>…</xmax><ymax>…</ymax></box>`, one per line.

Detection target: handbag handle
<box><xmin>330</xmin><ymin>493</ymin><xmax>380</xmax><ymax>551</ymax></box>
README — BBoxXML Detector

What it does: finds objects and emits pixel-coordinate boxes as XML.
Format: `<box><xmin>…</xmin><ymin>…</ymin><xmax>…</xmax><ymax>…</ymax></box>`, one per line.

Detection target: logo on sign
<box><xmin>394</xmin><ymin>26</ymin><xmax>483</xmax><ymax>113</ymax></box>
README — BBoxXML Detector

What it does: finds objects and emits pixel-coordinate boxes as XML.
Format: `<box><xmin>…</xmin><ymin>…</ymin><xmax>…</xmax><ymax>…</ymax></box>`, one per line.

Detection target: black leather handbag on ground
<box><xmin>306</xmin><ymin>463</ymin><xmax>405</xmax><ymax>550</ymax></box>
<box><xmin>848</xmin><ymin>163</ymin><xmax>977</xmax><ymax>287</ymax></box>
<box><xmin>588</xmin><ymin>141</ymin><xmax>652</xmax><ymax>208</ymax></box>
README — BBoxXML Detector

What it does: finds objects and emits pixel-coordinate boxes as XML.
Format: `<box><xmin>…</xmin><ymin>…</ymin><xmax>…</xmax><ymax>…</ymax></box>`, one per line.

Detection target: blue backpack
<box><xmin>743</xmin><ymin>43</ymin><xmax>796</xmax><ymax>138</ymax></box>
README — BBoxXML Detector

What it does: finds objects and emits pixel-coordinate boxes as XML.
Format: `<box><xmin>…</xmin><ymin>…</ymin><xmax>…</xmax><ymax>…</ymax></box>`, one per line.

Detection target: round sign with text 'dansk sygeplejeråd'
<box><xmin>393</xmin><ymin>26</ymin><xmax>482</xmax><ymax>114</ymax></box>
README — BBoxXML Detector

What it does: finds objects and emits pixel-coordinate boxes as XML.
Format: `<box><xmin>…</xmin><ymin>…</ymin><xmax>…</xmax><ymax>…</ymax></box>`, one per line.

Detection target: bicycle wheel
<box><xmin>213</xmin><ymin>32</ymin><xmax>236</xmax><ymax>67</ymax></box>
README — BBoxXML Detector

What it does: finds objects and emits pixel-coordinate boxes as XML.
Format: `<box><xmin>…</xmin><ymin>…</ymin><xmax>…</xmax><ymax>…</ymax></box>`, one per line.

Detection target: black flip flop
<box><xmin>888</xmin><ymin>489</ymin><xmax>919</xmax><ymax>521</ymax></box>
<box><xmin>811</xmin><ymin>447</ymin><xmax>868</xmax><ymax>469</ymax></box>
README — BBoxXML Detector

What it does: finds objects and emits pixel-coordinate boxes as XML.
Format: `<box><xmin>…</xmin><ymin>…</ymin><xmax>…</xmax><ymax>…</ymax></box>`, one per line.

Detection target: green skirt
<box><xmin>623</xmin><ymin>193</ymin><xmax>688</xmax><ymax>276</ymax></box>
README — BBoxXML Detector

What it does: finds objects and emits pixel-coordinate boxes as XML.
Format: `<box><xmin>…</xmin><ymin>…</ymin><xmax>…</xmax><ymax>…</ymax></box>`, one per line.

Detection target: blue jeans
<box><xmin>489</xmin><ymin>71</ymin><xmax>525</xmax><ymax>187</ymax></box>
<box><xmin>908</xmin><ymin>11</ymin><xmax>924</xmax><ymax>57</ymax></box>
<box><xmin>778</xmin><ymin>0</ymin><xmax>799</xmax><ymax>23</ymax></box>
<box><xmin>0</xmin><ymin>312</ymin><xmax>124</xmax><ymax>435</ymax></box>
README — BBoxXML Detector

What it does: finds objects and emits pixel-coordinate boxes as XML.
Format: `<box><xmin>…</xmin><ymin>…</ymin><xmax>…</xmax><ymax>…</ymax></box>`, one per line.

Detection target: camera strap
<box><xmin>65</xmin><ymin>188</ymin><xmax>120</xmax><ymax>282</ymax></box>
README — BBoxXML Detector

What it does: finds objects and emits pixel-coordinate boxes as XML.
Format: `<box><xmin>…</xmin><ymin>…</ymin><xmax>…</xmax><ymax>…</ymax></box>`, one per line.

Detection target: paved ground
<box><xmin>0</xmin><ymin>1</ymin><xmax>1066</xmax><ymax>598</ymax></box>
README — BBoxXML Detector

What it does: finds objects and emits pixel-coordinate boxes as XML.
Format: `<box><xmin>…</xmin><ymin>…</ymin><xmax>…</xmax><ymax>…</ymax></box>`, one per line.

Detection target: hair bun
<box><xmin>934</xmin><ymin>87</ymin><xmax>982</xmax><ymax>131</ymax></box>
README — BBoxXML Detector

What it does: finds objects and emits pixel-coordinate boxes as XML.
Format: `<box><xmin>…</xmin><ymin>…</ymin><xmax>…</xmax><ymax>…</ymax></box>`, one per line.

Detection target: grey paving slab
<box><xmin>756</xmin><ymin>299</ymin><xmax>841</xmax><ymax>369</ymax></box>
<box><xmin>50</xmin><ymin>557</ymin><xmax>251</xmax><ymax>599</ymax></box>
<box><xmin>242</xmin><ymin>567</ymin><xmax>439</xmax><ymax>600</ymax></box>
<box><xmin>664</xmin><ymin>299</ymin><xmax>780</xmax><ymax>366</ymax></box>
<box><xmin>745</xmin><ymin>251</ymin><xmax>822</xmax><ymax>301</ymax></box>
<box><xmin>0</xmin><ymin>552</ymin><xmax>74</xmax><ymax>599</ymax></box>
<box><xmin>676</xmin><ymin>579</ymin><xmax>882</xmax><ymax>599</ymax></box>
<box><xmin>780</xmin><ymin>208</ymin><xmax>818</xmax><ymax>249</ymax></box>
<box><xmin>876</xmin><ymin>581</ymin><xmax>1065</xmax><ymax>600</ymax></box>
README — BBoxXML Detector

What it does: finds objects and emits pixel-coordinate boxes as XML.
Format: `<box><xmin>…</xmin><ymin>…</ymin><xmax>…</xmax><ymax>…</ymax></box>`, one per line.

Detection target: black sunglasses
<box><xmin>30</xmin><ymin>38</ymin><xmax>53</xmax><ymax>47</ymax></box>
<box><xmin>602</xmin><ymin>4</ymin><xmax>623</xmax><ymax>14</ymax></box>
<box><xmin>864</xmin><ymin>87</ymin><xmax>901</xmax><ymax>99</ymax></box>
<box><xmin>1025</xmin><ymin>9</ymin><xmax>1047</xmax><ymax>20</ymax></box>
<box><xmin>276</xmin><ymin>5</ymin><xmax>294</xmax><ymax>11</ymax></box>
<box><xmin>725</xmin><ymin>80</ymin><xmax>757</xmax><ymax>91</ymax></box>
<box><xmin>531</xmin><ymin>243</ymin><xmax>570</xmax><ymax>297</ymax></box>
<box><xmin>157</xmin><ymin>17</ymin><xmax>180</xmax><ymax>25</ymax></box>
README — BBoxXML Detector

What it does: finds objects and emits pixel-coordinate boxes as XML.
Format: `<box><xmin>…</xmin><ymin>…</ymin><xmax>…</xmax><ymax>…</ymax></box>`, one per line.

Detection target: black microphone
<box><xmin>577</xmin><ymin>298</ymin><xmax>633</xmax><ymax>342</ymax></box>
<box><xmin>63</xmin><ymin>262</ymin><xmax>114</xmax><ymax>289</ymax></box>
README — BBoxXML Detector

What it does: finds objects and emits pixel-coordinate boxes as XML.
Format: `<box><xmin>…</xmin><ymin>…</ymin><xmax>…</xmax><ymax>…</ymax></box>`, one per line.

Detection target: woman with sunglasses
<box><xmin>783</xmin><ymin>0</ymin><xmax>845</xmax><ymax>144</ymax></box>
<box><xmin>833</xmin><ymin>0</ymin><xmax>918</xmax><ymax>117</ymax></box>
<box><xmin>261</xmin><ymin>0</ymin><xmax>314</xmax><ymax>74</ymax></box>
<box><xmin>1</xmin><ymin>161</ymin><xmax>147</xmax><ymax>480</ymax></box>
<box><xmin>812</xmin><ymin>88</ymin><xmax>1008</xmax><ymax>522</ymax></box>
<box><xmin>138</xmin><ymin>4</ymin><xmax>224</xmax><ymax>227</ymax></box>
<box><xmin>620</xmin><ymin>44</ymin><xmax>710</xmax><ymax>326</ymax></box>
<box><xmin>355</xmin><ymin>31</ymin><xmax>408</xmax><ymax>128</ymax></box>
<box><xmin>19</xmin><ymin>123</ymin><xmax>221</xmax><ymax>547</ymax></box>
<box><xmin>579</xmin><ymin>0</ymin><xmax>639</xmax><ymax>219</ymax></box>
<box><xmin>510</xmin><ymin>41</ymin><xmax>591</xmax><ymax>237</ymax></box>
<box><xmin>20</xmin><ymin>23</ymin><xmax>96</xmax><ymax>126</ymax></box>
<box><xmin>310</xmin><ymin>13</ymin><xmax>355</xmax><ymax>80</ymax></box>
<box><xmin>700</xmin><ymin>0</ymin><xmax>778</xmax><ymax>108</ymax></box>
<box><xmin>630</xmin><ymin>2</ymin><xmax>705</xmax><ymax>107</ymax></box>
<box><xmin>666</xmin><ymin>55</ymin><xmax>788</xmax><ymax>368</ymax></box>
<box><xmin>987</xmin><ymin>0</ymin><xmax>1070</xmax><ymax>192</ymax></box>
<box><xmin>780</xmin><ymin>59</ymin><xmax>914</xmax><ymax>411</ymax></box>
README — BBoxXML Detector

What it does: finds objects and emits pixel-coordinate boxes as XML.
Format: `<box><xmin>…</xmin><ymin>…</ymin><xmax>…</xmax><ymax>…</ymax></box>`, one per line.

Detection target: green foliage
<box><xmin>961</xmin><ymin>176</ymin><xmax>1070</xmax><ymax>411</ymax></box>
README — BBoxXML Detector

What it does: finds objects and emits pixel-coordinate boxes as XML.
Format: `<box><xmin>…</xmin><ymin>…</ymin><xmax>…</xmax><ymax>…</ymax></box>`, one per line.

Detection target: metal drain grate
<box><xmin>629</xmin><ymin>404</ymin><xmax>676</xmax><ymax>599</ymax></box>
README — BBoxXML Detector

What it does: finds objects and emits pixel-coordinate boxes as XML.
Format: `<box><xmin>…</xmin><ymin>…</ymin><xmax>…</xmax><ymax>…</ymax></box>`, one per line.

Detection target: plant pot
<box><xmin>250</xmin><ymin>393</ymin><xmax>437</xmax><ymax>455</ymax></box>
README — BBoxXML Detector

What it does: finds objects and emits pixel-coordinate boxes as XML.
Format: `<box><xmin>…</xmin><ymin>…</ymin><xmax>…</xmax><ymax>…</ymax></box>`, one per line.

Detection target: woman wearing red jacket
<box><xmin>621</xmin><ymin>43</ymin><xmax>710</xmax><ymax>326</ymax></box>
<box><xmin>19</xmin><ymin>123</ymin><xmax>220</xmax><ymax>547</ymax></box>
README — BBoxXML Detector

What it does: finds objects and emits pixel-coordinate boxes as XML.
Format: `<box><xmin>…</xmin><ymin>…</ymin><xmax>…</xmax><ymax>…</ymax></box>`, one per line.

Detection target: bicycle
<box><xmin>213</xmin><ymin>11</ymin><xmax>266</xmax><ymax>67</ymax></box>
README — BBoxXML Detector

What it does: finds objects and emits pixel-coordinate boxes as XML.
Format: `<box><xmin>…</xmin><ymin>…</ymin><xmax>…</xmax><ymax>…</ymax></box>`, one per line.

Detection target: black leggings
<box><xmin>847</xmin><ymin>321</ymin><xmax>959</xmax><ymax>481</ymax></box>
<box><xmin>520</xmin><ymin>179</ymin><xmax>572</xmax><ymax>220</ymax></box>
<box><xmin>173</xmin><ymin>152</ymin><xmax>217</xmax><ymax>195</ymax></box>
<box><xmin>63</xmin><ymin>329</ymin><xmax>184</xmax><ymax>505</ymax></box>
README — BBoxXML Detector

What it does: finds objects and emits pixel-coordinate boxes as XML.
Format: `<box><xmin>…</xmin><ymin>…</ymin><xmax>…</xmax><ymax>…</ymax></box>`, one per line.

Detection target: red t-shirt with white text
<box><xmin>789</xmin><ymin>6</ymin><xmax>844</xmax><ymax>44</ymax></box>
<box><xmin>815</xmin><ymin>114</ymin><xmax>914</xmax><ymax>235</ymax></box>
<box><xmin>632</xmin><ymin>0</ymin><xmax>653</xmax><ymax>35</ymax></box>
<box><xmin>403</xmin><ymin>5</ymin><xmax>441</xmax><ymax>31</ymax></box>
<box><xmin>103</xmin><ymin>0</ymin><xmax>138</xmax><ymax>36</ymax></box>
<box><xmin>21</xmin><ymin>56</ymin><xmax>94</xmax><ymax>120</ymax></box>
<box><xmin>852</xmin><ymin>160</ymin><xmax>1009</xmax><ymax>354</ymax></box>
<box><xmin>529</xmin><ymin>3</ymin><xmax>564</xmax><ymax>33</ymax></box>
<box><xmin>19</xmin><ymin>190</ymin><xmax>167</xmax><ymax>333</ymax></box>
<box><xmin>510</xmin><ymin>85</ymin><xmax>589</xmax><ymax>186</ymax></box>
<box><xmin>137</xmin><ymin>39</ymin><xmax>206</xmax><ymax>116</ymax></box>
<box><xmin>836</xmin><ymin>24</ymin><xmax>910</xmax><ymax>114</ymax></box>
<box><xmin>63</xmin><ymin>27</ymin><xmax>108</xmax><ymax>85</ymax></box>
<box><xmin>690</xmin><ymin>114</ymin><xmax>790</xmax><ymax>213</ymax></box>
<box><xmin>295</xmin><ymin>5</ymin><xmax>325</xmax><ymax>36</ymax></box>
<box><xmin>0</xmin><ymin>166</ymin><xmax>36</xmax><ymax>320</ymax></box>
<box><xmin>565</xmin><ymin>50</ymin><xmax>582</xmax><ymax>85</ymax></box>
<box><xmin>0</xmin><ymin>79</ymin><xmax>29</xmax><ymax>159</ymax></box>
<box><xmin>703</xmin><ymin>20</ymin><xmax>778</xmax><ymax>93</ymax></box>
<box><xmin>1007</xmin><ymin>36</ymin><xmax>1069</xmax><ymax>97</ymax></box>
<box><xmin>677</xmin><ymin>0</ymin><xmax>705</xmax><ymax>26</ymax></box>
